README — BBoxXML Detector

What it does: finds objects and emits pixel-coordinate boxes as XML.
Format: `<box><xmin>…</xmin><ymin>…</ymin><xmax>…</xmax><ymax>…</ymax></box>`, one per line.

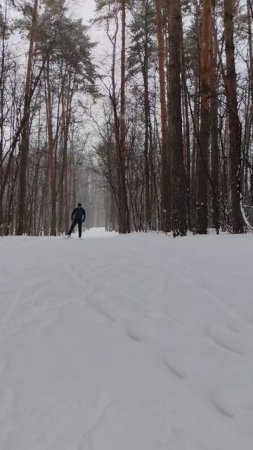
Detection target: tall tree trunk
<box><xmin>168</xmin><ymin>0</ymin><xmax>187</xmax><ymax>236</ymax></box>
<box><xmin>210</xmin><ymin>15</ymin><xmax>220</xmax><ymax>233</ymax></box>
<box><xmin>155</xmin><ymin>0</ymin><xmax>170</xmax><ymax>231</ymax></box>
<box><xmin>224</xmin><ymin>0</ymin><xmax>244</xmax><ymax>233</ymax></box>
<box><xmin>118</xmin><ymin>0</ymin><xmax>130</xmax><ymax>233</ymax></box>
<box><xmin>196</xmin><ymin>0</ymin><xmax>212</xmax><ymax>234</ymax></box>
<box><xmin>246</xmin><ymin>0</ymin><xmax>253</xmax><ymax>204</ymax></box>
<box><xmin>61</xmin><ymin>73</ymin><xmax>72</xmax><ymax>235</ymax></box>
<box><xmin>17</xmin><ymin>0</ymin><xmax>38</xmax><ymax>235</ymax></box>
<box><xmin>45</xmin><ymin>57</ymin><xmax>57</xmax><ymax>235</ymax></box>
<box><xmin>180</xmin><ymin>11</ymin><xmax>191</xmax><ymax>230</ymax></box>
<box><xmin>106</xmin><ymin>11</ymin><xmax>120</xmax><ymax>232</ymax></box>
<box><xmin>0</xmin><ymin>2</ymin><xmax>8</xmax><ymax>229</ymax></box>
<box><xmin>142</xmin><ymin>1</ymin><xmax>151</xmax><ymax>229</ymax></box>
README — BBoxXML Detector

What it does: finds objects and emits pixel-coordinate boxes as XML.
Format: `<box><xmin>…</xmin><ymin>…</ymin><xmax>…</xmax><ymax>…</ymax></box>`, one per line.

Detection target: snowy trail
<box><xmin>0</xmin><ymin>229</ymin><xmax>253</xmax><ymax>450</ymax></box>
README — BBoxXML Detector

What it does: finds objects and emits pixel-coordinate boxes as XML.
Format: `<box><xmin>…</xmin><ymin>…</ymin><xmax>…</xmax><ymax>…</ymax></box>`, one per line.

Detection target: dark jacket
<box><xmin>71</xmin><ymin>207</ymin><xmax>86</xmax><ymax>223</ymax></box>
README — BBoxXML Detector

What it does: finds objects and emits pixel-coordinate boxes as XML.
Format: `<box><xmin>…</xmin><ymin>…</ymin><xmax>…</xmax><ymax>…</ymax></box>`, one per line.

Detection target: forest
<box><xmin>0</xmin><ymin>0</ymin><xmax>253</xmax><ymax>236</ymax></box>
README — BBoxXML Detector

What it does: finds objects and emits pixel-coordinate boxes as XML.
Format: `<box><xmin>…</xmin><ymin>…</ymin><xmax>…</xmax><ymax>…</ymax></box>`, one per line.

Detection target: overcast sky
<box><xmin>69</xmin><ymin>0</ymin><xmax>96</xmax><ymax>24</ymax></box>
<box><xmin>69</xmin><ymin>0</ymin><xmax>108</xmax><ymax>60</ymax></box>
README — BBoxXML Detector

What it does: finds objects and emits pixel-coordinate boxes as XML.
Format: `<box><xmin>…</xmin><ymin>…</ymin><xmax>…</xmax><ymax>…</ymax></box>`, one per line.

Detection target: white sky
<box><xmin>69</xmin><ymin>0</ymin><xmax>96</xmax><ymax>24</ymax></box>
<box><xmin>68</xmin><ymin>0</ymin><xmax>109</xmax><ymax>61</ymax></box>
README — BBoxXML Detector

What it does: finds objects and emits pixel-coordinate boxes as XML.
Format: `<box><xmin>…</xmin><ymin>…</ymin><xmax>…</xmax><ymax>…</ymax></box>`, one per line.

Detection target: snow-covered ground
<box><xmin>0</xmin><ymin>229</ymin><xmax>252</xmax><ymax>450</ymax></box>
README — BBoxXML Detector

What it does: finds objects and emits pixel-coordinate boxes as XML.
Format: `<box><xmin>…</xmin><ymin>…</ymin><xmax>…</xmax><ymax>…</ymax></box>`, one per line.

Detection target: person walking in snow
<box><xmin>67</xmin><ymin>202</ymin><xmax>86</xmax><ymax>238</ymax></box>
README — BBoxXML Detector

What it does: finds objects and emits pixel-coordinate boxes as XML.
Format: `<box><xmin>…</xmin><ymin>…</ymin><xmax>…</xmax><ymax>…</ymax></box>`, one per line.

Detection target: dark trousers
<box><xmin>68</xmin><ymin>220</ymin><xmax>83</xmax><ymax>238</ymax></box>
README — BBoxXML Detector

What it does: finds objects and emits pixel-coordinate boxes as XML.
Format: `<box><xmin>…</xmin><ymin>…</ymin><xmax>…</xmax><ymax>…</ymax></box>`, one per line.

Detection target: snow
<box><xmin>0</xmin><ymin>229</ymin><xmax>252</xmax><ymax>450</ymax></box>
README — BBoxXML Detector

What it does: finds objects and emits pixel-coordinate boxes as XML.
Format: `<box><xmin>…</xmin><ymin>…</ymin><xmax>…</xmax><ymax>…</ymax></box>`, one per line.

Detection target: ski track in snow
<box><xmin>0</xmin><ymin>230</ymin><xmax>252</xmax><ymax>450</ymax></box>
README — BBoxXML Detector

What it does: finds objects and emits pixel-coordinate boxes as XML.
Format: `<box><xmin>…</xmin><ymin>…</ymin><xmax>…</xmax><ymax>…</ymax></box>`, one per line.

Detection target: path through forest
<box><xmin>0</xmin><ymin>229</ymin><xmax>252</xmax><ymax>450</ymax></box>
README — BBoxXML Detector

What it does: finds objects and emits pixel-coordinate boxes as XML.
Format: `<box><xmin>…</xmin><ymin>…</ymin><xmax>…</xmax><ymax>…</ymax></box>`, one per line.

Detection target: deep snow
<box><xmin>0</xmin><ymin>229</ymin><xmax>252</xmax><ymax>450</ymax></box>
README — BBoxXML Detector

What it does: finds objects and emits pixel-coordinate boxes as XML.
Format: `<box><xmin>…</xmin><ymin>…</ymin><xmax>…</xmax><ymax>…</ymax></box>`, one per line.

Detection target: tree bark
<box><xmin>118</xmin><ymin>0</ymin><xmax>130</xmax><ymax>233</ymax></box>
<box><xmin>17</xmin><ymin>0</ymin><xmax>39</xmax><ymax>235</ymax></box>
<box><xmin>168</xmin><ymin>0</ymin><xmax>187</xmax><ymax>236</ymax></box>
<box><xmin>210</xmin><ymin>15</ymin><xmax>220</xmax><ymax>233</ymax></box>
<box><xmin>196</xmin><ymin>0</ymin><xmax>212</xmax><ymax>234</ymax></box>
<box><xmin>45</xmin><ymin>57</ymin><xmax>57</xmax><ymax>235</ymax></box>
<box><xmin>155</xmin><ymin>0</ymin><xmax>170</xmax><ymax>231</ymax></box>
<box><xmin>224</xmin><ymin>0</ymin><xmax>244</xmax><ymax>233</ymax></box>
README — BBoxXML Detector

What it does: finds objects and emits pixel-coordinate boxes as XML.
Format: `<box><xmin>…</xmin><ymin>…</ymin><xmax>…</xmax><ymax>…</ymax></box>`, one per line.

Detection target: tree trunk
<box><xmin>118</xmin><ymin>0</ymin><xmax>130</xmax><ymax>233</ymax></box>
<box><xmin>155</xmin><ymin>0</ymin><xmax>170</xmax><ymax>231</ymax></box>
<box><xmin>180</xmin><ymin>10</ymin><xmax>191</xmax><ymax>230</ymax></box>
<box><xmin>45</xmin><ymin>57</ymin><xmax>57</xmax><ymax>235</ymax></box>
<box><xmin>168</xmin><ymin>0</ymin><xmax>187</xmax><ymax>236</ymax></box>
<box><xmin>210</xmin><ymin>15</ymin><xmax>220</xmax><ymax>233</ymax></box>
<box><xmin>224</xmin><ymin>0</ymin><xmax>244</xmax><ymax>233</ymax></box>
<box><xmin>17</xmin><ymin>0</ymin><xmax>38</xmax><ymax>235</ymax></box>
<box><xmin>142</xmin><ymin>1</ymin><xmax>151</xmax><ymax>229</ymax></box>
<box><xmin>0</xmin><ymin>4</ymin><xmax>8</xmax><ymax>229</ymax></box>
<box><xmin>196</xmin><ymin>0</ymin><xmax>212</xmax><ymax>234</ymax></box>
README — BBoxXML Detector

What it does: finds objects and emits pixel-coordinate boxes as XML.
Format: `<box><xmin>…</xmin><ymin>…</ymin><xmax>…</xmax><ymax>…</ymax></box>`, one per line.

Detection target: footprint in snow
<box><xmin>87</xmin><ymin>299</ymin><xmax>116</xmax><ymax>322</ymax></box>
<box><xmin>125</xmin><ymin>319</ymin><xmax>146</xmax><ymax>342</ymax></box>
<box><xmin>163</xmin><ymin>353</ymin><xmax>188</xmax><ymax>379</ymax></box>
<box><xmin>206</xmin><ymin>324</ymin><xmax>245</xmax><ymax>355</ymax></box>
<box><xmin>211</xmin><ymin>388</ymin><xmax>253</xmax><ymax>418</ymax></box>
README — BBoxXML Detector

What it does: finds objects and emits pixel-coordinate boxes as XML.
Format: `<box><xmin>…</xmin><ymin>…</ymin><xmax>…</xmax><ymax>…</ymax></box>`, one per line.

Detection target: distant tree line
<box><xmin>0</xmin><ymin>0</ymin><xmax>99</xmax><ymax>236</ymax></box>
<box><xmin>93</xmin><ymin>0</ymin><xmax>253</xmax><ymax>235</ymax></box>
<box><xmin>1</xmin><ymin>0</ymin><xmax>253</xmax><ymax>236</ymax></box>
